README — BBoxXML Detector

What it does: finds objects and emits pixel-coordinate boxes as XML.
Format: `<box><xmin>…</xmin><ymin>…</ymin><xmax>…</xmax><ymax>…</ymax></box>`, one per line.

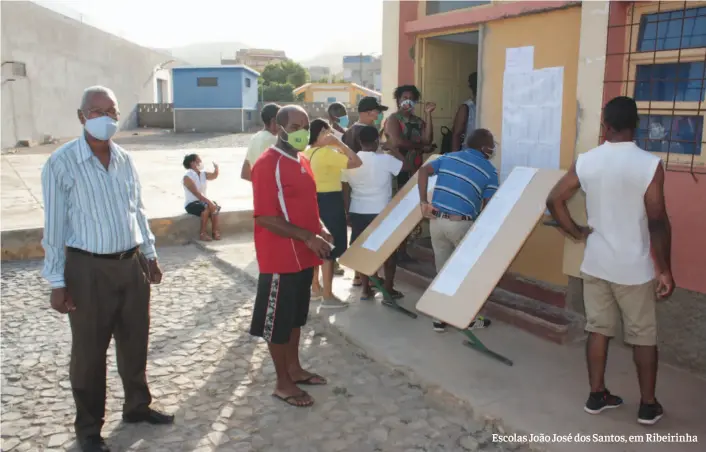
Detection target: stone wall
<box><xmin>138</xmin><ymin>103</ymin><xmax>173</xmax><ymax>129</ymax></box>
<box><xmin>140</xmin><ymin>102</ymin><xmax>362</xmax><ymax>132</ymax></box>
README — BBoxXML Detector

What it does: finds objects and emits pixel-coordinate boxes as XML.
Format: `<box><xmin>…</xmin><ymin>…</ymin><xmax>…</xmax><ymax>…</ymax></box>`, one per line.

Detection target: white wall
<box><xmin>313</xmin><ymin>90</ymin><xmax>348</xmax><ymax>103</ymax></box>
<box><xmin>381</xmin><ymin>0</ymin><xmax>400</xmax><ymax>117</ymax></box>
<box><xmin>1</xmin><ymin>1</ymin><xmax>177</xmax><ymax>148</ymax></box>
<box><xmin>153</xmin><ymin>68</ymin><xmax>172</xmax><ymax>103</ymax></box>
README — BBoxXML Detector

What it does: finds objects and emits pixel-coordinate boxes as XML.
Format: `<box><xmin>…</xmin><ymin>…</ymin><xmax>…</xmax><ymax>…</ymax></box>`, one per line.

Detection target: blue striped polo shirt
<box><xmin>429</xmin><ymin>148</ymin><xmax>499</xmax><ymax>219</ymax></box>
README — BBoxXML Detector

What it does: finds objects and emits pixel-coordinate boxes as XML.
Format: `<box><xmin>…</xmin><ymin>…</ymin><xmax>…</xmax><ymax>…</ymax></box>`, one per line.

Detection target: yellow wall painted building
<box><xmin>479</xmin><ymin>6</ymin><xmax>581</xmax><ymax>286</ymax></box>
<box><xmin>293</xmin><ymin>83</ymin><xmax>382</xmax><ymax>104</ymax></box>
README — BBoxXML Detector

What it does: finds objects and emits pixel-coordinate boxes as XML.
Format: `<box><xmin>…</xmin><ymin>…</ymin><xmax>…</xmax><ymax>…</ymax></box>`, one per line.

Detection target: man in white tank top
<box><xmin>451</xmin><ymin>72</ymin><xmax>477</xmax><ymax>152</ymax></box>
<box><xmin>546</xmin><ymin>96</ymin><xmax>673</xmax><ymax>426</ymax></box>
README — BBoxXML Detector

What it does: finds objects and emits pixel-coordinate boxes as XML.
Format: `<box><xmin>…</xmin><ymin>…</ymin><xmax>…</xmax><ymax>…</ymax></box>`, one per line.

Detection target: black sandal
<box><xmin>272</xmin><ymin>391</ymin><xmax>314</xmax><ymax>407</ymax></box>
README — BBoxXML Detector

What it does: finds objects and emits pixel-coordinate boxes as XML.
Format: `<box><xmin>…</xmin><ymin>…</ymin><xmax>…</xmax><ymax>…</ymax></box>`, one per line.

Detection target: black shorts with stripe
<box><xmin>249</xmin><ymin>267</ymin><xmax>314</xmax><ymax>344</ymax></box>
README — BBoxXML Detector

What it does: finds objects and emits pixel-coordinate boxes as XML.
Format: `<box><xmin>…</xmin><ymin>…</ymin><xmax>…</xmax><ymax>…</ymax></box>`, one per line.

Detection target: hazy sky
<box><xmin>36</xmin><ymin>0</ymin><xmax>384</xmax><ymax>61</ymax></box>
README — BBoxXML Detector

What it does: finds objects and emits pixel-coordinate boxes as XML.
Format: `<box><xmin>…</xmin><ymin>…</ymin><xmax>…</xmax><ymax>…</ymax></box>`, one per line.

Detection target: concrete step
<box><xmin>0</xmin><ymin>209</ymin><xmax>255</xmax><ymax>261</ymax></box>
<box><xmin>398</xmin><ymin>239</ymin><xmax>585</xmax><ymax>344</ymax></box>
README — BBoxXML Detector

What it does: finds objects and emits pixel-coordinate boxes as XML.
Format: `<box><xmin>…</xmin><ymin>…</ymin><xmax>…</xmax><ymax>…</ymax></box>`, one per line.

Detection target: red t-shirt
<box><xmin>251</xmin><ymin>146</ymin><xmax>322</xmax><ymax>274</ymax></box>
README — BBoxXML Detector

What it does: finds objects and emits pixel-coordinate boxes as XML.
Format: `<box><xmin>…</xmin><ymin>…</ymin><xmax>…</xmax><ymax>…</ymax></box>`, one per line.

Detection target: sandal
<box><xmin>360</xmin><ymin>291</ymin><xmax>375</xmax><ymax>301</ymax></box>
<box><xmin>294</xmin><ymin>373</ymin><xmax>327</xmax><ymax>386</ymax></box>
<box><xmin>212</xmin><ymin>231</ymin><xmax>221</xmax><ymax>240</ymax></box>
<box><xmin>272</xmin><ymin>391</ymin><xmax>314</xmax><ymax>407</ymax></box>
<box><xmin>199</xmin><ymin>232</ymin><xmax>212</xmax><ymax>242</ymax></box>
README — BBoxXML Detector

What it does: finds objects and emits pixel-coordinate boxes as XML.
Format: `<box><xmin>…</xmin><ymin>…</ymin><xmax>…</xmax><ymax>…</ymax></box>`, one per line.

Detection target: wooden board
<box><xmin>416</xmin><ymin>168</ymin><xmax>566</xmax><ymax>329</ymax></box>
<box><xmin>339</xmin><ymin>154</ymin><xmax>440</xmax><ymax>276</ymax></box>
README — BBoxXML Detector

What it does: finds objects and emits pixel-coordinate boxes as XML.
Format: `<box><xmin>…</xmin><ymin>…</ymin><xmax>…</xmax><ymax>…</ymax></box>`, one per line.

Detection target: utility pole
<box><xmin>359</xmin><ymin>52</ymin><xmax>363</xmax><ymax>86</ymax></box>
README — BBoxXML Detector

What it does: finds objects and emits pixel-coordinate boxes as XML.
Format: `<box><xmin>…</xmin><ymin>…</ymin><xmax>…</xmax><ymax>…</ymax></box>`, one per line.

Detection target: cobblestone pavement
<box><xmin>1</xmin><ymin>246</ymin><xmax>528</xmax><ymax>452</ymax></box>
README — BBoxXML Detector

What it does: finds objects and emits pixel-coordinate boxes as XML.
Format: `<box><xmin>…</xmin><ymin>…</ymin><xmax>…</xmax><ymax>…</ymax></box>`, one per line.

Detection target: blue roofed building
<box><xmin>171</xmin><ymin>65</ymin><xmax>260</xmax><ymax>133</ymax></box>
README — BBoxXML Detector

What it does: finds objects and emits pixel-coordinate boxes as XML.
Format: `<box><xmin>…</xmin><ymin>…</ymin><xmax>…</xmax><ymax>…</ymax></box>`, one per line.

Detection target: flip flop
<box><xmin>272</xmin><ymin>391</ymin><xmax>314</xmax><ymax>407</ymax></box>
<box><xmin>295</xmin><ymin>374</ymin><xmax>327</xmax><ymax>386</ymax></box>
<box><xmin>360</xmin><ymin>292</ymin><xmax>375</xmax><ymax>301</ymax></box>
<box><xmin>212</xmin><ymin>231</ymin><xmax>222</xmax><ymax>240</ymax></box>
<box><xmin>199</xmin><ymin>233</ymin><xmax>212</xmax><ymax>242</ymax></box>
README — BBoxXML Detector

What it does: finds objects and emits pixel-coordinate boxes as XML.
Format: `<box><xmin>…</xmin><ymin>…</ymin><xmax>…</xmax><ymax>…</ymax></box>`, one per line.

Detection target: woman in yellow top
<box><xmin>303</xmin><ymin>119</ymin><xmax>363</xmax><ymax>307</ymax></box>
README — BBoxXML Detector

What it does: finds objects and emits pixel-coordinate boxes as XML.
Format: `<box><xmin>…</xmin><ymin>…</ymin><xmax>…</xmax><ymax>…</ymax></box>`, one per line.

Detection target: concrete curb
<box><xmin>193</xmin><ymin>241</ymin><xmax>546</xmax><ymax>452</ymax></box>
<box><xmin>0</xmin><ymin>209</ymin><xmax>255</xmax><ymax>261</ymax></box>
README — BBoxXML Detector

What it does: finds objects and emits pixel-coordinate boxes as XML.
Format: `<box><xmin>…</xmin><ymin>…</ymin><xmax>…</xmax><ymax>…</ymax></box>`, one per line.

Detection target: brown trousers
<box><xmin>65</xmin><ymin>250</ymin><xmax>152</xmax><ymax>439</ymax></box>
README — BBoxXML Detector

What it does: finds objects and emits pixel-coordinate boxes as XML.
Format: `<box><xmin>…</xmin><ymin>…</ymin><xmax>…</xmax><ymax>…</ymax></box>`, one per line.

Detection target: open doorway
<box><xmin>419</xmin><ymin>31</ymin><xmax>479</xmax><ymax>151</ymax></box>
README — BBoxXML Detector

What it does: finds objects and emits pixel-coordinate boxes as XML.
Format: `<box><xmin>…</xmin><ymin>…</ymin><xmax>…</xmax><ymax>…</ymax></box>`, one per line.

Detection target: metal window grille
<box><xmin>603</xmin><ymin>1</ymin><xmax>706</xmax><ymax>175</ymax></box>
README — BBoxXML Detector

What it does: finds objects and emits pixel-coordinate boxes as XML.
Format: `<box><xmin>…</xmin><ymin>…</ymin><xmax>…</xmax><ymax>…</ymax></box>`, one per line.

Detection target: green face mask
<box><xmin>282</xmin><ymin>128</ymin><xmax>310</xmax><ymax>151</ymax></box>
<box><xmin>374</xmin><ymin>112</ymin><xmax>384</xmax><ymax>126</ymax></box>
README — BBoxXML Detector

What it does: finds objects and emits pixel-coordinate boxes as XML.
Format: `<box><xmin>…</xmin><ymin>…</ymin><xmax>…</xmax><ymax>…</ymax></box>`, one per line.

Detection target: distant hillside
<box><xmin>163</xmin><ymin>42</ymin><xmax>366</xmax><ymax>74</ymax></box>
<box><xmin>161</xmin><ymin>41</ymin><xmax>250</xmax><ymax>66</ymax></box>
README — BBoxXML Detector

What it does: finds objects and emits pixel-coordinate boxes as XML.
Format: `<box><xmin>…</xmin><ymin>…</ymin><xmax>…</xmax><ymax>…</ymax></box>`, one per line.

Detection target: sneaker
<box><xmin>584</xmin><ymin>389</ymin><xmax>624</xmax><ymax>414</ymax></box>
<box><xmin>638</xmin><ymin>400</ymin><xmax>664</xmax><ymax>425</ymax></box>
<box><xmin>320</xmin><ymin>297</ymin><xmax>348</xmax><ymax>309</ymax></box>
<box><xmin>433</xmin><ymin>321</ymin><xmax>447</xmax><ymax>332</ymax></box>
<box><xmin>333</xmin><ymin>262</ymin><xmax>345</xmax><ymax>276</ymax></box>
<box><xmin>468</xmin><ymin>316</ymin><xmax>491</xmax><ymax>330</ymax></box>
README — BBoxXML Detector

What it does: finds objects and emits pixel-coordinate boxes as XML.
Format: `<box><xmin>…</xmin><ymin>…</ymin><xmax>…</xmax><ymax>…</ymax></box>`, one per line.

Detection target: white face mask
<box><xmin>196</xmin><ymin>162</ymin><xmax>204</xmax><ymax>171</ymax></box>
<box><xmin>84</xmin><ymin>116</ymin><xmax>118</xmax><ymax>141</ymax></box>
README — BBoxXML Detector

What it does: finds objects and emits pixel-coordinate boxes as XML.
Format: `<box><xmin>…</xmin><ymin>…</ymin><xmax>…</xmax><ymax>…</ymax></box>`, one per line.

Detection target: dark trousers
<box><xmin>65</xmin><ymin>250</ymin><xmax>152</xmax><ymax>439</ymax></box>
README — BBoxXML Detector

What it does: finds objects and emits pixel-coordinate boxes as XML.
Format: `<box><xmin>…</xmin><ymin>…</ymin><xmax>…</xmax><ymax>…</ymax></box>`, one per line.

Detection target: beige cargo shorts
<box><xmin>581</xmin><ymin>272</ymin><xmax>658</xmax><ymax>346</ymax></box>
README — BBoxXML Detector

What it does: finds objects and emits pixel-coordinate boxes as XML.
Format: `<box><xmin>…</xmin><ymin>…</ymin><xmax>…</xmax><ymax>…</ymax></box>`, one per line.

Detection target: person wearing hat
<box><xmin>342</xmin><ymin>96</ymin><xmax>388</xmax><ymax>153</ymax></box>
<box><xmin>342</xmin><ymin>96</ymin><xmax>388</xmax><ymax>287</ymax></box>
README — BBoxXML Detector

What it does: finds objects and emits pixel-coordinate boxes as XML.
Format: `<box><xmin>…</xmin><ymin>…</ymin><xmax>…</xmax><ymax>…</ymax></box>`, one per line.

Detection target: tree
<box><xmin>262</xmin><ymin>82</ymin><xmax>296</xmax><ymax>102</ymax></box>
<box><xmin>261</xmin><ymin>60</ymin><xmax>309</xmax><ymax>88</ymax></box>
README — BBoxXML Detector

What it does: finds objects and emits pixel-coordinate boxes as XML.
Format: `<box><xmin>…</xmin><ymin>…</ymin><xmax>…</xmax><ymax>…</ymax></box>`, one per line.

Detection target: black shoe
<box><xmin>584</xmin><ymin>389</ymin><xmax>623</xmax><ymax>414</ymax></box>
<box><xmin>123</xmin><ymin>408</ymin><xmax>174</xmax><ymax>425</ymax></box>
<box><xmin>433</xmin><ymin>321</ymin><xmax>447</xmax><ymax>332</ymax></box>
<box><xmin>79</xmin><ymin>435</ymin><xmax>110</xmax><ymax>452</ymax></box>
<box><xmin>638</xmin><ymin>400</ymin><xmax>664</xmax><ymax>425</ymax></box>
<box><xmin>468</xmin><ymin>316</ymin><xmax>491</xmax><ymax>330</ymax></box>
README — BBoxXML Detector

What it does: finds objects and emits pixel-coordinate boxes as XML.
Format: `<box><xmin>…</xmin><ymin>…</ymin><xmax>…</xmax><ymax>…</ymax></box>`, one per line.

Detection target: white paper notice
<box><xmin>505</xmin><ymin>46</ymin><xmax>534</xmax><ymax>74</ymax></box>
<box><xmin>361</xmin><ymin>176</ymin><xmax>438</xmax><ymax>251</ymax></box>
<box><xmin>430</xmin><ymin>167</ymin><xmax>538</xmax><ymax>297</ymax></box>
<box><xmin>500</xmin><ymin>66</ymin><xmax>564</xmax><ymax>182</ymax></box>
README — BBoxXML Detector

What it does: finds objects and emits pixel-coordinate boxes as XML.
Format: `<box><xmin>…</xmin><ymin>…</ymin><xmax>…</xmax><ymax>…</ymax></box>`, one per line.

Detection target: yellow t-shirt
<box><xmin>246</xmin><ymin>130</ymin><xmax>277</xmax><ymax>165</ymax></box>
<box><xmin>302</xmin><ymin>146</ymin><xmax>350</xmax><ymax>192</ymax></box>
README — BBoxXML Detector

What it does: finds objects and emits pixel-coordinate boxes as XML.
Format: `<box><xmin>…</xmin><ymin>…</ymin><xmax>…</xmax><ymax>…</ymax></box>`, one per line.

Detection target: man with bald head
<box><xmin>41</xmin><ymin>86</ymin><xmax>173</xmax><ymax>452</ymax></box>
<box><xmin>417</xmin><ymin>128</ymin><xmax>498</xmax><ymax>333</ymax></box>
<box><xmin>249</xmin><ymin>105</ymin><xmax>334</xmax><ymax>407</ymax></box>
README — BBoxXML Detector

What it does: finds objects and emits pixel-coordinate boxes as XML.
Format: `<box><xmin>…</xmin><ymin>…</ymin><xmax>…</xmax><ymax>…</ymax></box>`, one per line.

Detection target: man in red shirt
<box><xmin>249</xmin><ymin>105</ymin><xmax>333</xmax><ymax>407</ymax></box>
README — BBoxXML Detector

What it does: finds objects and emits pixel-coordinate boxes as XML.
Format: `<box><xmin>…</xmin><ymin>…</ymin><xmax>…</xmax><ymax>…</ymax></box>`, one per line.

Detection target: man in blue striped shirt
<box><xmin>41</xmin><ymin>86</ymin><xmax>173</xmax><ymax>452</ymax></box>
<box><xmin>418</xmin><ymin>128</ymin><xmax>499</xmax><ymax>332</ymax></box>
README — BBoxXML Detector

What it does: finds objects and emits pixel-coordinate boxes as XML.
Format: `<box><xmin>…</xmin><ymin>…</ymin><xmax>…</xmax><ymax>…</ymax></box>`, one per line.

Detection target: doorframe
<box><xmin>476</xmin><ymin>24</ymin><xmax>485</xmax><ymax>129</ymax></box>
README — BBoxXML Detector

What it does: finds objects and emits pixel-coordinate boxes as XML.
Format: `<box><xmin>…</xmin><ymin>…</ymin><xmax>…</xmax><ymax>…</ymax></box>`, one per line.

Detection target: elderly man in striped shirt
<box><xmin>417</xmin><ymin>128</ymin><xmax>499</xmax><ymax>333</ymax></box>
<box><xmin>41</xmin><ymin>86</ymin><xmax>173</xmax><ymax>452</ymax></box>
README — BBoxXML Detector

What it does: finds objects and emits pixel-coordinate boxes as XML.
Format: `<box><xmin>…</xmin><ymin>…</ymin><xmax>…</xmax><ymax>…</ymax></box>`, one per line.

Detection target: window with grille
<box><xmin>604</xmin><ymin>1</ymin><xmax>706</xmax><ymax>174</ymax></box>
<box><xmin>197</xmin><ymin>77</ymin><xmax>218</xmax><ymax>87</ymax></box>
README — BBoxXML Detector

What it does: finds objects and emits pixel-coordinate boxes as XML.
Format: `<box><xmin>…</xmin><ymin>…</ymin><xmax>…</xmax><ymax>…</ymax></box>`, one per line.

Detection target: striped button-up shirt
<box><xmin>41</xmin><ymin>135</ymin><xmax>157</xmax><ymax>288</ymax></box>
<box><xmin>429</xmin><ymin>148</ymin><xmax>499</xmax><ymax>219</ymax></box>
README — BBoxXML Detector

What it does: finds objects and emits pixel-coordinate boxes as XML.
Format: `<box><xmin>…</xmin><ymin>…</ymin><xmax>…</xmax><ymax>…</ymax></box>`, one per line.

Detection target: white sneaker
<box><xmin>320</xmin><ymin>297</ymin><xmax>348</xmax><ymax>309</ymax></box>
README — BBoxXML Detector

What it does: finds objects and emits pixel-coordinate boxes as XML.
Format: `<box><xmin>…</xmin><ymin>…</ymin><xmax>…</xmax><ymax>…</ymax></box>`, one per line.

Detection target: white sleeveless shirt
<box><xmin>464</xmin><ymin>99</ymin><xmax>477</xmax><ymax>140</ymax></box>
<box><xmin>576</xmin><ymin>141</ymin><xmax>662</xmax><ymax>285</ymax></box>
<box><xmin>183</xmin><ymin>169</ymin><xmax>207</xmax><ymax>207</ymax></box>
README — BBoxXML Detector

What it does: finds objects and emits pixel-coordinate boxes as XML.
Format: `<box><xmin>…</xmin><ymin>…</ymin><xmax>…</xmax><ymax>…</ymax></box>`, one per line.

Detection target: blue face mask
<box><xmin>337</xmin><ymin>115</ymin><xmax>349</xmax><ymax>128</ymax></box>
